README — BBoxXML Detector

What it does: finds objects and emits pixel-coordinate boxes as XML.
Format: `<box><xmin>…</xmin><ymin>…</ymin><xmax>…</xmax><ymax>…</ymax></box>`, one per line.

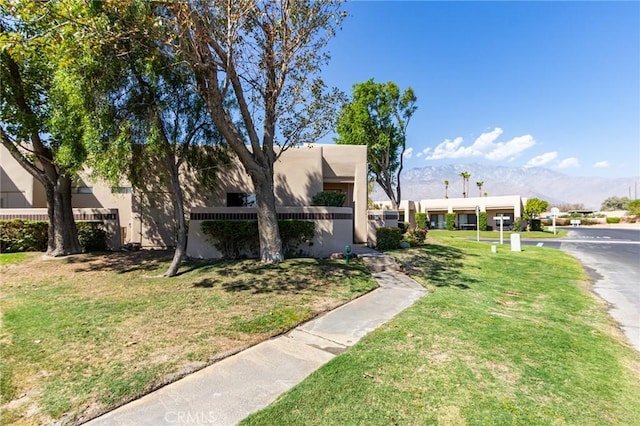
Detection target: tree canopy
<box><xmin>600</xmin><ymin>196</ymin><xmax>630</xmax><ymax>211</ymax></box>
<box><xmin>165</xmin><ymin>0</ymin><xmax>346</xmax><ymax>263</ymax></box>
<box><xmin>0</xmin><ymin>1</ymin><xmax>99</xmax><ymax>255</ymax></box>
<box><xmin>523</xmin><ymin>198</ymin><xmax>550</xmax><ymax>220</ymax></box>
<box><xmin>335</xmin><ymin>79</ymin><xmax>417</xmax><ymax>209</ymax></box>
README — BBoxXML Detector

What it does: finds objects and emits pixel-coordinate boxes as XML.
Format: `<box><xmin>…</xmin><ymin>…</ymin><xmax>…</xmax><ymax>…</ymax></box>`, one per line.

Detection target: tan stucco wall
<box><xmin>2</xmin><ymin>144</ymin><xmax>369</xmax><ymax>250</ymax></box>
<box><xmin>1</xmin><ymin>144</ymin><xmax>34</xmax><ymax>208</ymax></box>
<box><xmin>187</xmin><ymin>206</ymin><xmax>354</xmax><ymax>259</ymax></box>
<box><xmin>319</xmin><ymin>144</ymin><xmax>368</xmax><ymax>243</ymax></box>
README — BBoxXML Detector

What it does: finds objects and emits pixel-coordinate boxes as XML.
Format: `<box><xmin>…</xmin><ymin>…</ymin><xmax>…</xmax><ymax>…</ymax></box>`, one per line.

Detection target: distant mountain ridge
<box><xmin>371</xmin><ymin>163</ymin><xmax>639</xmax><ymax>210</ymax></box>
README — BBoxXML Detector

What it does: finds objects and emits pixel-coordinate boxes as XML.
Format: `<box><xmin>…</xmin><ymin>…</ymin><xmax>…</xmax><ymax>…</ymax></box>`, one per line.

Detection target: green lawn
<box><xmin>243</xmin><ymin>238</ymin><xmax>640</xmax><ymax>425</ymax></box>
<box><xmin>428</xmin><ymin>228</ymin><xmax>568</xmax><ymax>240</ymax></box>
<box><xmin>0</xmin><ymin>251</ymin><xmax>377</xmax><ymax>425</ymax></box>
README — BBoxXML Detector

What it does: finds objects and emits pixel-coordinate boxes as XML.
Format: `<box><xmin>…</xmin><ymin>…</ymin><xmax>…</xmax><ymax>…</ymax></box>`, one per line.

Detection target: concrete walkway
<box><xmin>86</xmin><ymin>248</ymin><xmax>426</xmax><ymax>425</ymax></box>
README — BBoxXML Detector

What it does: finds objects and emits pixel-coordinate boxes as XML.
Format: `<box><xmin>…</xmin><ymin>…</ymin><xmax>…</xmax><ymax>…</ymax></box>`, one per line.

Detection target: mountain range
<box><xmin>371</xmin><ymin>163</ymin><xmax>639</xmax><ymax>210</ymax></box>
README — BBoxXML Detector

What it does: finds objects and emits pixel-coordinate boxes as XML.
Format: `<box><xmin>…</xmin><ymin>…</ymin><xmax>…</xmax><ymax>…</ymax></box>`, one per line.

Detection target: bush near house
<box><xmin>0</xmin><ymin>219</ymin><xmax>108</xmax><ymax>253</ymax></box>
<box><xmin>479</xmin><ymin>211</ymin><xmax>487</xmax><ymax>231</ymax></box>
<box><xmin>415</xmin><ymin>213</ymin><xmax>428</xmax><ymax>230</ymax></box>
<box><xmin>0</xmin><ymin>219</ymin><xmax>48</xmax><ymax>252</ymax></box>
<box><xmin>201</xmin><ymin>220</ymin><xmax>314</xmax><ymax>259</ymax></box>
<box><xmin>311</xmin><ymin>191</ymin><xmax>346</xmax><ymax>207</ymax></box>
<box><xmin>446</xmin><ymin>213</ymin><xmax>456</xmax><ymax>231</ymax></box>
<box><xmin>376</xmin><ymin>227</ymin><xmax>402</xmax><ymax>250</ymax></box>
<box><xmin>606</xmin><ymin>217</ymin><xmax>621</xmax><ymax>224</ymax></box>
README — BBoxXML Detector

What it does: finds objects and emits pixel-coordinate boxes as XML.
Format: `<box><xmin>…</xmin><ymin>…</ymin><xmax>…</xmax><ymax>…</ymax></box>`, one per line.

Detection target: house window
<box><xmin>227</xmin><ymin>192</ymin><xmax>256</xmax><ymax>207</ymax></box>
<box><xmin>458</xmin><ymin>214</ymin><xmax>477</xmax><ymax>225</ymax></box>
<box><xmin>429</xmin><ymin>214</ymin><xmax>446</xmax><ymax>229</ymax></box>
<box><xmin>73</xmin><ymin>186</ymin><xmax>93</xmax><ymax>194</ymax></box>
<box><xmin>111</xmin><ymin>187</ymin><xmax>133</xmax><ymax>194</ymax></box>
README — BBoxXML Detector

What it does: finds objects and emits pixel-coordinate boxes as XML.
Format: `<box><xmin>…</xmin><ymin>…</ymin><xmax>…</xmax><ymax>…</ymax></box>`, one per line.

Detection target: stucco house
<box><xmin>1</xmin><ymin>143</ymin><xmax>368</xmax><ymax>257</ymax></box>
<box><xmin>378</xmin><ymin>195</ymin><xmax>525</xmax><ymax>230</ymax></box>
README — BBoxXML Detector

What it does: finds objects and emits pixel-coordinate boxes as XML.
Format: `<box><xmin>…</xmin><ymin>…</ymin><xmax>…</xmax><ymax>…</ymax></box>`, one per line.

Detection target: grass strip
<box><xmin>243</xmin><ymin>238</ymin><xmax>640</xmax><ymax>425</ymax></box>
<box><xmin>0</xmin><ymin>252</ymin><xmax>377</xmax><ymax>425</ymax></box>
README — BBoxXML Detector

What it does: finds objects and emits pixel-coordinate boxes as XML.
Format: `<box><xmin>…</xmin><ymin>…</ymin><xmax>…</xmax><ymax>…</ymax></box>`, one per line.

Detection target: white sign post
<box><xmin>475</xmin><ymin>205</ymin><xmax>480</xmax><ymax>242</ymax></box>
<box><xmin>493</xmin><ymin>214</ymin><xmax>506</xmax><ymax>244</ymax></box>
<box><xmin>550</xmin><ymin>207</ymin><xmax>560</xmax><ymax>235</ymax></box>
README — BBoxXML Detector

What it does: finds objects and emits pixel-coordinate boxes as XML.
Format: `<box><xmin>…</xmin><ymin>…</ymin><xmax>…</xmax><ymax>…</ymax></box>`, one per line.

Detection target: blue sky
<box><xmin>318</xmin><ymin>1</ymin><xmax>640</xmax><ymax>178</ymax></box>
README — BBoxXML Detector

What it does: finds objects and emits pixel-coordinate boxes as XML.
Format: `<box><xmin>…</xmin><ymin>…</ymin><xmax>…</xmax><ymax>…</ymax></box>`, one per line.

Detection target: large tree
<box><xmin>0</xmin><ymin>2</ymin><xmax>88</xmax><ymax>256</ymax></box>
<box><xmin>335</xmin><ymin>79</ymin><xmax>417</xmax><ymax>210</ymax></box>
<box><xmin>600</xmin><ymin>196</ymin><xmax>630</xmax><ymax>211</ymax></box>
<box><xmin>164</xmin><ymin>0</ymin><xmax>345</xmax><ymax>263</ymax></box>
<box><xmin>523</xmin><ymin>198</ymin><xmax>550</xmax><ymax>220</ymax></box>
<box><xmin>81</xmin><ymin>2</ymin><xmax>228</xmax><ymax>277</ymax></box>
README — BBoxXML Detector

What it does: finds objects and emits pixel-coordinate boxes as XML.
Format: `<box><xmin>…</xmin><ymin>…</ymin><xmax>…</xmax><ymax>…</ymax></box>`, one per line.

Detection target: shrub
<box><xmin>311</xmin><ymin>192</ymin><xmax>346</xmax><ymax>207</ymax></box>
<box><xmin>201</xmin><ymin>220</ymin><xmax>259</xmax><ymax>259</ymax></box>
<box><xmin>529</xmin><ymin>219</ymin><xmax>543</xmax><ymax>232</ymax></box>
<box><xmin>415</xmin><ymin>213</ymin><xmax>428</xmax><ymax>230</ymax></box>
<box><xmin>278</xmin><ymin>220</ymin><xmax>315</xmax><ymax>257</ymax></box>
<box><xmin>627</xmin><ymin>199</ymin><xmax>640</xmax><ymax>216</ymax></box>
<box><xmin>76</xmin><ymin>222</ymin><xmax>108</xmax><ymax>252</ymax></box>
<box><xmin>404</xmin><ymin>228</ymin><xmax>427</xmax><ymax>246</ymax></box>
<box><xmin>376</xmin><ymin>227</ymin><xmax>402</xmax><ymax>251</ymax></box>
<box><xmin>201</xmin><ymin>220</ymin><xmax>314</xmax><ymax>259</ymax></box>
<box><xmin>509</xmin><ymin>218</ymin><xmax>524</xmax><ymax>232</ymax></box>
<box><xmin>606</xmin><ymin>217</ymin><xmax>621</xmax><ymax>224</ymax></box>
<box><xmin>397</xmin><ymin>222</ymin><xmax>410</xmax><ymax>234</ymax></box>
<box><xmin>0</xmin><ymin>219</ymin><xmax>48</xmax><ymax>252</ymax></box>
<box><xmin>446</xmin><ymin>213</ymin><xmax>456</xmax><ymax>231</ymax></box>
<box><xmin>479</xmin><ymin>212</ymin><xmax>488</xmax><ymax>231</ymax></box>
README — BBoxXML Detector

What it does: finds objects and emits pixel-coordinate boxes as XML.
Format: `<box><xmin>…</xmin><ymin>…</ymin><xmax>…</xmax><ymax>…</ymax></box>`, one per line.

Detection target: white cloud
<box><xmin>403</xmin><ymin>147</ymin><xmax>414</xmax><ymax>159</ymax></box>
<box><xmin>417</xmin><ymin>147</ymin><xmax>431</xmax><ymax>158</ymax></box>
<box><xmin>593</xmin><ymin>161</ymin><xmax>609</xmax><ymax>168</ymax></box>
<box><xmin>425</xmin><ymin>128</ymin><xmax>536</xmax><ymax>161</ymax></box>
<box><xmin>555</xmin><ymin>157</ymin><xmax>580</xmax><ymax>169</ymax></box>
<box><xmin>525</xmin><ymin>151</ymin><xmax>558</xmax><ymax>168</ymax></box>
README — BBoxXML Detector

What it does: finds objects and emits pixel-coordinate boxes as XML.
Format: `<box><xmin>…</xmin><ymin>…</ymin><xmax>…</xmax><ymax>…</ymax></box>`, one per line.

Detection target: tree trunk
<box><xmin>163</xmin><ymin>157</ymin><xmax>187</xmax><ymax>277</ymax></box>
<box><xmin>252</xmin><ymin>170</ymin><xmax>283</xmax><ymax>263</ymax></box>
<box><xmin>48</xmin><ymin>175</ymin><xmax>82</xmax><ymax>256</ymax></box>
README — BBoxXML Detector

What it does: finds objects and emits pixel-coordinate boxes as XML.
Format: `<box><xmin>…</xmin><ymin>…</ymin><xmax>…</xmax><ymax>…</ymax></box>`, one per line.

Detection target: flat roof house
<box><xmin>1</xmin><ymin>143</ymin><xmax>368</xmax><ymax>257</ymax></box>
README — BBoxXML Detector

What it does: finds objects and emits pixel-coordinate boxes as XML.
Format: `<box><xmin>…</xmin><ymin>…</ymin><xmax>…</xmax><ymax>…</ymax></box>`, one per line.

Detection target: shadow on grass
<box><xmin>189</xmin><ymin>258</ymin><xmax>371</xmax><ymax>295</ymax></box>
<box><xmin>63</xmin><ymin>250</ymin><xmax>174</xmax><ymax>274</ymax></box>
<box><xmin>395</xmin><ymin>243</ymin><xmax>478</xmax><ymax>289</ymax></box>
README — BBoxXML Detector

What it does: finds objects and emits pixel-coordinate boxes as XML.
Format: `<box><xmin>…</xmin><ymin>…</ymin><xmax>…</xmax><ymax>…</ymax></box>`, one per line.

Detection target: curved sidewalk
<box><xmin>86</xmin><ymin>253</ymin><xmax>427</xmax><ymax>425</ymax></box>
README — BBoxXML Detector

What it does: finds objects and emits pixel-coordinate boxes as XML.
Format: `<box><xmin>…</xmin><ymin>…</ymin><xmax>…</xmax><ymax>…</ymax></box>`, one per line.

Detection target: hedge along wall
<box><xmin>0</xmin><ymin>208</ymin><xmax>122</xmax><ymax>250</ymax></box>
<box><xmin>0</xmin><ymin>219</ymin><xmax>108</xmax><ymax>253</ymax></box>
<box><xmin>187</xmin><ymin>206</ymin><xmax>354</xmax><ymax>259</ymax></box>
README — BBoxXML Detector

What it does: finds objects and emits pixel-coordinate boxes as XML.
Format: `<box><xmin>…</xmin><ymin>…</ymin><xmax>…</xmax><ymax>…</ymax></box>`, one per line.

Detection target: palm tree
<box><xmin>476</xmin><ymin>181</ymin><xmax>484</xmax><ymax>196</ymax></box>
<box><xmin>444</xmin><ymin>180</ymin><xmax>449</xmax><ymax>199</ymax></box>
<box><xmin>460</xmin><ymin>171</ymin><xmax>471</xmax><ymax>198</ymax></box>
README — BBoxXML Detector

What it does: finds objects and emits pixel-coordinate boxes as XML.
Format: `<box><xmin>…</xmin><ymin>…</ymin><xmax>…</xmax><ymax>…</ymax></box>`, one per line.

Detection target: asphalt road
<box><xmin>532</xmin><ymin>227</ymin><xmax>639</xmax><ymax>351</ymax></box>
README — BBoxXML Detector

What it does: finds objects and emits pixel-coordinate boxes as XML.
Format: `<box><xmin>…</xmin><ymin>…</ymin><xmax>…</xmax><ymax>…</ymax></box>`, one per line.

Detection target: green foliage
<box><xmin>311</xmin><ymin>192</ymin><xmax>346</xmax><ymax>207</ymax></box>
<box><xmin>397</xmin><ymin>222</ymin><xmax>409</xmax><ymax>234</ymax></box>
<box><xmin>76</xmin><ymin>222</ymin><xmax>108</xmax><ymax>252</ymax></box>
<box><xmin>529</xmin><ymin>219</ymin><xmax>543</xmax><ymax>232</ymax></box>
<box><xmin>415</xmin><ymin>213</ymin><xmax>428</xmax><ymax>230</ymax></box>
<box><xmin>376</xmin><ymin>227</ymin><xmax>403</xmax><ymax>251</ymax></box>
<box><xmin>479</xmin><ymin>211</ymin><xmax>488</xmax><ymax>231</ymax></box>
<box><xmin>201</xmin><ymin>220</ymin><xmax>314</xmax><ymax>259</ymax></box>
<box><xmin>403</xmin><ymin>228</ymin><xmax>427</xmax><ymax>246</ymax></box>
<box><xmin>278</xmin><ymin>220</ymin><xmax>315</xmax><ymax>257</ymax></box>
<box><xmin>335</xmin><ymin>79</ymin><xmax>417</xmax><ymax>206</ymax></box>
<box><xmin>627</xmin><ymin>199</ymin><xmax>640</xmax><ymax>216</ymax></box>
<box><xmin>512</xmin><ymin>218</ymin><xmax>526</xmax><ymax>232</ymax></box>
<box><xmin>524</xmin><ymin>198</ymin><xmax>550</xmax><ymax>219</ymax></box>
<box><xmin>606</xmin><ymin>217</ymin><xmax>621</xmax><ymax>224</ymax></box>
<box><xmin>0</xmin><ymin>220</ymin><xmax>48</xmax><ymax>252</ymax></box>
<box><xmin>0</xmin><ymin>220</ymin><xmax>107</xmax><ymax>252</ymax></box>
<box><xmin>446</xmin><ymin>213</ymin><xmax>456</xmax><ymax>231</ymax></box>
<box><xmin>601</xmin><ymin>196</ymin><xmax>630</xmax><ymax>211</ymax></box>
